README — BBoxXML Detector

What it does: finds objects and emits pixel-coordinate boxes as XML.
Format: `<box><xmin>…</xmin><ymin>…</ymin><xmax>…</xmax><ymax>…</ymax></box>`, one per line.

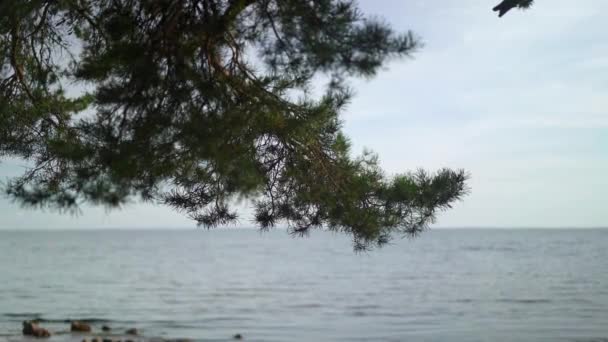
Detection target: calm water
<box><xmin>1</xmin><ymin>229</ymin><xmax>607</xmax><ymax>342</ymax></box>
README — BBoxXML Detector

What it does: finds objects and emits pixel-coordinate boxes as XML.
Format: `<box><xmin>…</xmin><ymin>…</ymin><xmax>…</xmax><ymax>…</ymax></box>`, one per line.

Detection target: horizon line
<box><xmin>0</xmin><ymin>226</ymin><xmax>607</xmax><ymax>231</ymax></box>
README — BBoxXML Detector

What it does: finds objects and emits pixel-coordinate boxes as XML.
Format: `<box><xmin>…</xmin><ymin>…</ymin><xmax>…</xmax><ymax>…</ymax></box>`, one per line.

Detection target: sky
<box><xmin>1</xmin><ymin>0</ymin><xmax>607</xmax><ymax>229</ymax></box>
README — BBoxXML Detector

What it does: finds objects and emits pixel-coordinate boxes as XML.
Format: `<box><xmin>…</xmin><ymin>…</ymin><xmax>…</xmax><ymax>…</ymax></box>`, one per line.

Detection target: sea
<box><xmin>0</xmin><ymin>228</ymin><xmax>607</xmax><ymax>342</ymax></box>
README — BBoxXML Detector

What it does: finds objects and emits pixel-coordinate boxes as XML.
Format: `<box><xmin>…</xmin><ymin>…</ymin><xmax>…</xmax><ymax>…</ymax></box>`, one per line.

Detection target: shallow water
<box><xmin>1</xmin><ymin>229</ymin><xmax>607</xmax><ymax>342</ymax></box>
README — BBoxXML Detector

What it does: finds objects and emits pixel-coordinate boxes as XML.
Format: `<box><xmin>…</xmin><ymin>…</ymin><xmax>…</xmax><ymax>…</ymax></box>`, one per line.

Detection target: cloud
<box><xmin>344</xmin><ymin>0</ymin><xmax>608</xmax><ymax>227</ymax></box>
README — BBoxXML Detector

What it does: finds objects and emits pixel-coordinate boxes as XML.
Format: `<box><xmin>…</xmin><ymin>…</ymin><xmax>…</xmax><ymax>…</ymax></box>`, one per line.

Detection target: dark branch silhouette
<box><xmin>493</xmin><ymin>0</ymin><xmax>534</xmax><ymax>17</ymax></box>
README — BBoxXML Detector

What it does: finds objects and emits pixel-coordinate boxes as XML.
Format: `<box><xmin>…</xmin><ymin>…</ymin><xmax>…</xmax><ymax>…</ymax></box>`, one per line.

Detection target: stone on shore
<box><xmin>125</xmin><ymin>328</ymin><xmax>138</xmax><ymax>335</ymax></box>
<box><xmin>22</xmin><ymin>321</ymin><xmax>51</xmax><ymax>338</ymax></box>
<box><xmin>71</xmin><ymin>321</ymin><xmax>92</xmax><ymax>332</ymax></box>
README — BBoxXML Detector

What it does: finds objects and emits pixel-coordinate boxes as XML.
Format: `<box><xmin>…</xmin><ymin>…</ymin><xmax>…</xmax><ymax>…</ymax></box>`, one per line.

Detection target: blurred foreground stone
<box><xmin>71</xmin><ymin>322</ymin><xmax>92</xmax><ymax>333</ymax></box>
<box><xmin>22</xmin><ymin>321</ymin><xmax>51</xmax><ymax>338</ymax></box>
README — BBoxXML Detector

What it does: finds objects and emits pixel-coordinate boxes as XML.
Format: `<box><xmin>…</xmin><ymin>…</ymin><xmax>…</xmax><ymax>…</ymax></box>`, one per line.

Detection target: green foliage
<box><xmin>0</xmin><ymin>0</ymin><xmax>468</xmax><ymax>250</ymax></box>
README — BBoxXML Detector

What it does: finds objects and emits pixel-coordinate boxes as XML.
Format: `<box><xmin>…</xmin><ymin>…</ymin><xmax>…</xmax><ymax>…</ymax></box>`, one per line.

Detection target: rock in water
<box><xmin>22</xmin><ymin>321</ymin><xmax>35</xmax><ymax>335</ymax></box>
<box><xmin>22</xmin><ymin>321</ymin><xmax>51</xmax><ymax>338</ymax></box>
<box><xmin>102</xmin><ymin>325</ymin><xmax>111</xmax><ymax>332</ymax></box>
<box><xmin>71</xmin><ymin>321</ymin><xmax>92</xmax><ymax>332</ymax></box>
<box><xmin>125</xmin><ymin>328</ymin><xmax>138</xmax><ymax>335</ymax></box>
<box><xmin>233</xmin><ymin>333</ymin><xmax>243</xmax><ymax>340</ymax></box>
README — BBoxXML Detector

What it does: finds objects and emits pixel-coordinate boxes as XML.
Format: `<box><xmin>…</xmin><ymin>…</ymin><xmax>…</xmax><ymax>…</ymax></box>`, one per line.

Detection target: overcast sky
<box><xmin>1</xmin><ymin>0</ymin><xmax>607</xmax><ymax>229</ymax></box>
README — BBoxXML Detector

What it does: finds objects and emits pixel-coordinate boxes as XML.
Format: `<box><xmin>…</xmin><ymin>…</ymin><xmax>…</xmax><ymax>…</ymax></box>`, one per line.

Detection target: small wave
<box><xmin>200</xmin><ymin>316</ymin><xmax>255</xmax><ymax>323</ymax></box>
<box><xmin>7</xmin><ymin>317</ymin><xmax>115</xmax><ymax>324</ymax></box>
<box><xmin>13</xmin><ymin>295</ymin><xmax>35</xmax><ymax>300</ymax></box>
<box><xmin>2</xmin><ymin>313</ymin><xmax>43</xmax><ymax>319</ymax></box>
<box><xmin>346</xmin><ymin>304</ymin><xmax>381</xmax><ymax>310</ymax></box>
<box><xmin>496</xmin><ymin>299</ymin><xmax>552</xmax><ymax>304</ymax></box>
<box><xmin>453</xmin><ymin>299</ymin><xmax>474</xmax><ymax>303</ymax></box>
<box><xmin>287</xmin><ymin>303</ymin><xmax>323</xmax><ymax>309</ymax></box>
<box><xmin>54</xmin><ymin>319</ymin><xmax>103</xmax><ymax>324</ymax></box>
<box><xmin>162</xmin><ymin>323</ymin><xmax>201</xmax><ymax>330</ymax></box>
<box><xmin>375</xmin><ymin>311</ymin><xmax>408</xmax><ymax>318</ymax></box>
<box><xmin>462</xmin><ymin>246</ymin><xmax>519</xmax><ymax>252</ymax></box>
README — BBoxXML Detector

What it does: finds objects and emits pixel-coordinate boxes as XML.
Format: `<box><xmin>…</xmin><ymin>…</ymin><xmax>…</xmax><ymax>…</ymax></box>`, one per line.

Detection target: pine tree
<box><xmin>0</xmin><ymin>0</ymin><xmax>468</xmax><ymax>250</ymax></box>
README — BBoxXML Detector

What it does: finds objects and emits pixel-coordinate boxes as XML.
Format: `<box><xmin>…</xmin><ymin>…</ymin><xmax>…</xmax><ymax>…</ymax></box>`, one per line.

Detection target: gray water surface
<box><xmin>1</xmin><ymin>229</ymin><xmax>607</xmax><ymax>342</ymax></box>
